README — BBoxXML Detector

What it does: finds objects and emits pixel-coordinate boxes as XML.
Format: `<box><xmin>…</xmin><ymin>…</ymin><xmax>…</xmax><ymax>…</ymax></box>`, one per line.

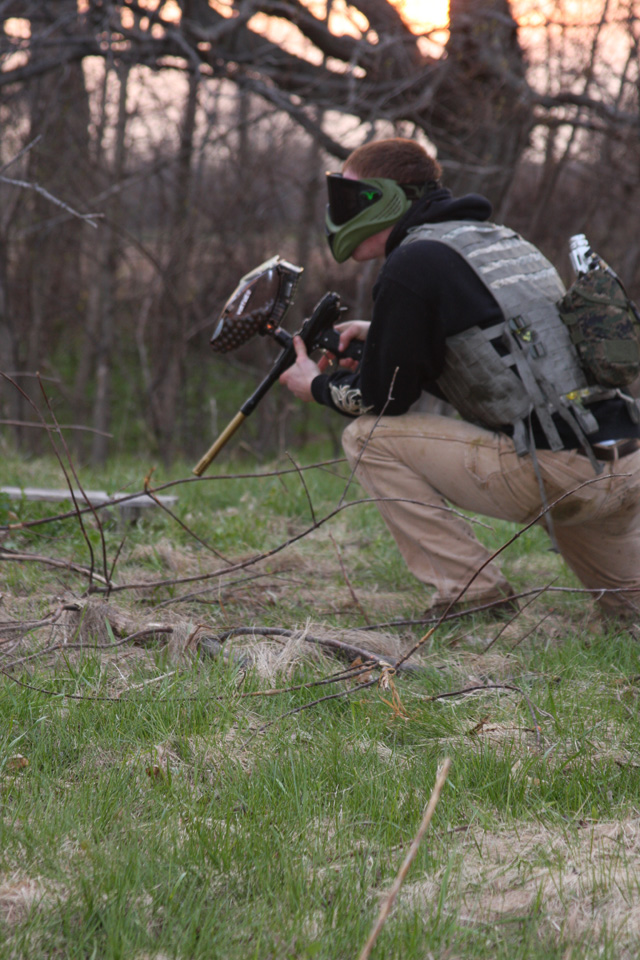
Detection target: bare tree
<box><xmin>2</xmin><ymin>1</ymin><xmax>638</xmax><ymax>204</ymax></box>
<box><xmin>1</xmin><ymin>0</ymin><xmax>639</xmax><ymax>459</ymax></box>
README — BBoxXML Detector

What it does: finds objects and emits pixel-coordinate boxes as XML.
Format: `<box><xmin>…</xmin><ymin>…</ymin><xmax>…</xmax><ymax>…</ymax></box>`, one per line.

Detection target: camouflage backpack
<box><xmin>557</xmin><ymin>256</ymin><xmax>640</xmax><ymax>388</ymax></box>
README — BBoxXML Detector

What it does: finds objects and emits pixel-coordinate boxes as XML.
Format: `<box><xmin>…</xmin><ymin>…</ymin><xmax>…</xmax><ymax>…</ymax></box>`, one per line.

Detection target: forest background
<box><xmin>1</xmin><ymin>0</ymin><xmax>639</xmax><ymax>467</ymax></box>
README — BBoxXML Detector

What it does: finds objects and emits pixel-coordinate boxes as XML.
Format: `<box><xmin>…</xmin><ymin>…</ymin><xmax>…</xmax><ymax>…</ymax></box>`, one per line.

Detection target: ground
<box><xmin>1</xmin><ymin>450</ymin><xmax>639</xmax><ymax>958</ymax></box>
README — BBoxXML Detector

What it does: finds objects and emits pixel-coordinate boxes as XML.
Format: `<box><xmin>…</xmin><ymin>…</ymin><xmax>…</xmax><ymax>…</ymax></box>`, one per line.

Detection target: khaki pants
<box><xmin>342</xmin><ymin>413</ymin><xmax>640</xmax><ymax>617</ymax></box>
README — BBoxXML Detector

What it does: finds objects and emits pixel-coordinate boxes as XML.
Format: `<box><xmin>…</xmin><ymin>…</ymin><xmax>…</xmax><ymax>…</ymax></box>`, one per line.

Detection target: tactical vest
<box><xmin>401</xmin><ymin>222</ymin><xmax>611</xmax><ymax>464</ymax></box>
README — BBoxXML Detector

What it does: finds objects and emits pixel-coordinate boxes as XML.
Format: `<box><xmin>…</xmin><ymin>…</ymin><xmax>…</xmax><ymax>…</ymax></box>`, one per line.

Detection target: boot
<box><xmin>425</xmin><ymin>588</ymin><xmax>519</xmax><ymax>621</ymax></box>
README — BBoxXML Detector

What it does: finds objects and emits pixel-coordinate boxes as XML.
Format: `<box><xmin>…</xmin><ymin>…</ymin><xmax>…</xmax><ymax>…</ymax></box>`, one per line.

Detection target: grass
<box><xmin>1</xmin><ymin>444</ymin><xmax>640</xmax><ymax>959</ymax></box>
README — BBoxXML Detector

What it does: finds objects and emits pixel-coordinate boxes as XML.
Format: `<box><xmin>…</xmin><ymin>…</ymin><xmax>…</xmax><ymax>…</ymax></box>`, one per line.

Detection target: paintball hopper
<box><xmin>194</xmin><ymin>257</ymin><xmax>360</xmax><ymax>477</ymax></box>
<box><xmin>210</xmin><ymin>255</ymin><xmax>304</xmax><ymax>353</ymax></box>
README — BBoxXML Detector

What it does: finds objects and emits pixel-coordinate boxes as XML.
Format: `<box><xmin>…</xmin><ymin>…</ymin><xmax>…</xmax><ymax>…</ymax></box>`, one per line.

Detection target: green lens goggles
<box><xmin>326</xmin><ymin>175</ymin><xmax>386</xmax><ymax>225</ymax></box>
<box><xmin>325</xmin><ymin>174</ymin><xmax>414</xmax><ymax>263</ymax></box>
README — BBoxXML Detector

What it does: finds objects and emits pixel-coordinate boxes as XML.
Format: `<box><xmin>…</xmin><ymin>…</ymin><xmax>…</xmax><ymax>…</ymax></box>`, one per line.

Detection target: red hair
<box><xmin>344</xmin><ymin>138</ymin><xmax>441</xmax><ymax>184</ymax></box>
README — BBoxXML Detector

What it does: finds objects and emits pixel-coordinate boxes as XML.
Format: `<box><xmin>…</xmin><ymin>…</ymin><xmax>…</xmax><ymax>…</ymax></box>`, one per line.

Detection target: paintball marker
<box><xmin>193</xmin><ymin>256</ymin><xmax>363</xmax><ymax>476</ymax></box>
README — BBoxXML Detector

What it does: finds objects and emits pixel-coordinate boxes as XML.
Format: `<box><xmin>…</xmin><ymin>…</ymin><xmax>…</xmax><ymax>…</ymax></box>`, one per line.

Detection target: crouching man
<box><xmin>279</xmin><ymin>138</ymin><xmax>640</xmax><ymax>623</ymax></box>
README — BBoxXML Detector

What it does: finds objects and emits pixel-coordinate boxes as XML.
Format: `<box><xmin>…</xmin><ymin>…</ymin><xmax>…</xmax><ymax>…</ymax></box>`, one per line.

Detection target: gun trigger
<box><xmin>319</xmin><ymin>329</ymin><xmax>341</xmax><ymax>355</ymax></box>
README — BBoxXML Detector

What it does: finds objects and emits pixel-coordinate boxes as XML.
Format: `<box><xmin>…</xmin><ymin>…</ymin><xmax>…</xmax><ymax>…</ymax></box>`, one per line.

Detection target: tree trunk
<box><xmin>19</xmin><ymin>1</ymin><xmax>92</xmax><ymax>450</ymax></box>
<box><xmin>427</xmin><ymin>0</ymin><xmax>533</xmax><ymax>211</ymax></box>
<box><xmin>91</xmin><ymin>64</ymin><xmax>130</xmax><ymax>465</ymax></box>
<box><xmin>147</xmin><ymin>68</ymin><xmax>199</xmax><ymax>461</ymax></box>
<box><xmin>0</xmin><ymin>236</ymin><xmax>21</xmax><ymax>444</ymax></box>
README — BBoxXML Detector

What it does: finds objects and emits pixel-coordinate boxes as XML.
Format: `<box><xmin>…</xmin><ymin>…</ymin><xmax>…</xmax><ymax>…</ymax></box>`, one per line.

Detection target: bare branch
<box><xmin>0</xmin><ymin>174</ymin><xmax>102</xmax><ymax>227</ymax></box>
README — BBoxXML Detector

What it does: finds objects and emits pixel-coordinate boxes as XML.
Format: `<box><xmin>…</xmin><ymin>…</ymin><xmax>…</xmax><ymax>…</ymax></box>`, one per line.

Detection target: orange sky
<box><xmin>203</xmin><ymin>0</ymin><xmax>450</xmax><ymax>32</ymax></box>
<box><xmin>391</xmin><ymin>0</ymin><xmax>450</xmax><ymax>30</ymax></box>
<box><xmin>300</xmin><ymin>0</ymin><xmax>450</xmax><ymax>33</ymax></box>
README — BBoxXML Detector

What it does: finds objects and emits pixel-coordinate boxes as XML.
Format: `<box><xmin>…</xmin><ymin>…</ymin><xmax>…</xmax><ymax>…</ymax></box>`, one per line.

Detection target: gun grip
<box><xmin>316</xmin><ymin>328</ymin><xmax>364</xmax><ymax>361</ymax></box>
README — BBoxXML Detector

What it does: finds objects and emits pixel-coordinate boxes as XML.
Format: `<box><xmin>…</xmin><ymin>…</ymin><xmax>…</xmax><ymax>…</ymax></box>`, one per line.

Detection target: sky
<box><xmin>200</xmin><ymin>0</ymin><xmax>451</xmax><ymax>38</ymax></box>
<box><xmin>391</xmin><ymin>0</ymin><xmax>450</xmax><ymax>30</ymax></box>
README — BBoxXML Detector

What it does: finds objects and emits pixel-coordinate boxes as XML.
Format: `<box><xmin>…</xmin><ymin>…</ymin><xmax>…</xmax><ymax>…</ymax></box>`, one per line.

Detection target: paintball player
<box><xmin>279</xmin><ymin>137</ymin><xmax>640</xmax><ymax>623</ymax></box>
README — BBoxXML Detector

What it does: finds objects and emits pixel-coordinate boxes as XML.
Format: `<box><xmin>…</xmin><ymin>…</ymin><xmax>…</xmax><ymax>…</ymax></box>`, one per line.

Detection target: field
<box><xmin>1</xmin><ymin>445</ymin><xmax>640</xmax><ymax>959</ymax></box>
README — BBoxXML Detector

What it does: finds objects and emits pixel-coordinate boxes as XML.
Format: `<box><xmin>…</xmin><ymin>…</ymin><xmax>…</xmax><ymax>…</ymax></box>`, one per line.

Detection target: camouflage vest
<box><xmin>401</xmin><ymin>222</ymin><xmax>611</xmax><ymax>461</ymax></box>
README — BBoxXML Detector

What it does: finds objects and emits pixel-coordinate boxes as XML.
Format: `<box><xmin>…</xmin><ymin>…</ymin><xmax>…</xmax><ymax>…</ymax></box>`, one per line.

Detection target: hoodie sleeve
<box><xmin>312</xmin><ymin>239</ymin><xmax>501</xmax><ymax>416</ymax></box>
<box><xmin>310</xmin><ymin>264</ymin><xmax>439</xmax><ymax>416</ymax></box>
<box><xmin>311</xmin><ymin>366</ymin><xmax>371</xmax><ymax>417</ymax></box>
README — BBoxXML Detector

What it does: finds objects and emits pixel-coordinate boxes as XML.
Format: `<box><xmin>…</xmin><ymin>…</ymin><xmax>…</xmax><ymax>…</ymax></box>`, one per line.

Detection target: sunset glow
<box><xmin>202</xmin><ymin>1</ymin><xmax>450</xmax><ymax>38</ymax></box>
<box><xmin>391</xmin><ymin>0</ymin><xmax>450</xmax><ymax>30</ymax></box>
<box><xmin>297</xmin><ymin>1</ymin><xmax>449</xmax><ymax>33</ymax></box>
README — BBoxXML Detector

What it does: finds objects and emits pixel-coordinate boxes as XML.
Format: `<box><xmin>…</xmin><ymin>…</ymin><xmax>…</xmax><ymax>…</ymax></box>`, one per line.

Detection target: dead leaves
<box><xmin>144</xmin><ymin>743</ymin><xmax>179</xmax><ymax>781</ymax></box>
<box><xmin>378</xmin><ymin>666</ymin><xmax>409</xmax><ymax>721</ymax></box>
<box><xmin>4</xmin><ymin>754</ymin><xmax>29</xmax><ymax>772</ymax></box>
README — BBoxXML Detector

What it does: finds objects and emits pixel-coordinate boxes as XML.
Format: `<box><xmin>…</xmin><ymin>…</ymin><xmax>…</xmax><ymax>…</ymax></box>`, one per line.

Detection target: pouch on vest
<box><xmin>557</xmin><ymin>267</ymin><xmax>640</xmax><ymax>388</ymax></box>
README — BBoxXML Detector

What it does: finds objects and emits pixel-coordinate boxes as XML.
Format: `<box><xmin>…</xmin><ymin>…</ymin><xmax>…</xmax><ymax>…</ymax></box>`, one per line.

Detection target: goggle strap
<box><xmin>401</xmin><ymin>180</ymin><xmax>441</xmax><ymax>201</ymax></box>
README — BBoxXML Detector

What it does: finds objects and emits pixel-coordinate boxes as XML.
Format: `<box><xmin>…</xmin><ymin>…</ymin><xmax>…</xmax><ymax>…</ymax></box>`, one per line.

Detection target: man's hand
<box><xmin>317</xmin><ymin>319</ymin><xmax>370</xmax><ymax>373</ymax></box>
<box><xmin>279</xmin><ymin>336</ymin><xmax>321</xmax><ymax>402</ymax></box>
<box><xmin>334</xmin><ymin>319</ymin><xmax>370</xmax><ymax>352</ymax></box>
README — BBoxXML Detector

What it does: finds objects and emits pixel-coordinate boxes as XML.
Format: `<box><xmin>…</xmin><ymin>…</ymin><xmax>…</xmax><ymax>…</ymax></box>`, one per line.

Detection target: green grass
<box><xmin>1</xmin><ymin>448</ymin><xmax>639</xmax><ymax>958</ymax></box>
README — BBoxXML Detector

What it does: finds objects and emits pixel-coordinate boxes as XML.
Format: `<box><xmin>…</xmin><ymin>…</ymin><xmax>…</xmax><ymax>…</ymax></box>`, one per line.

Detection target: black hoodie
<box><xmin>311</xmin><ymin>189</ymin><xmax>640</xmax><ymax>447</ymax></box>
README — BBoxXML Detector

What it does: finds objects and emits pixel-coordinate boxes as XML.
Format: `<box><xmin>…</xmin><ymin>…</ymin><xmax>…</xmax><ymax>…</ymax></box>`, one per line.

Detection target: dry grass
<box><xmin>404</xmin><ymin>818</ymin><xmax>640</xmax><ymax>955</ymax></box>
<box><xmin>0</xmin><ymin>876</ymin><xmax>50</xmax><ymax>926</ymax></box>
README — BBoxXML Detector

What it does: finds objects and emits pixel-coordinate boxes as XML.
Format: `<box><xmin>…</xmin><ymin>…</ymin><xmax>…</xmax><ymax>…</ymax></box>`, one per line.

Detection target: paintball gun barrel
<box><xmin>193</xmin><ymin>257</ymin><xmax>362</xmax><ymax>476</ymax></box>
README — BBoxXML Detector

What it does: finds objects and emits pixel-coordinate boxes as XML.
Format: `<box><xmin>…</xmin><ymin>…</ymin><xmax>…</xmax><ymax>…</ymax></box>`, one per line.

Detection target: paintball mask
<box><xmin>325</xmin><ymin>173</ymin><xmax>423</xmax><ymax>263</ymax></box>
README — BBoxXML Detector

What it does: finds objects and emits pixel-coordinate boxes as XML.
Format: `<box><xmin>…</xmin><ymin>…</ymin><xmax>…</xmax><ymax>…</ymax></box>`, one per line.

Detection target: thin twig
<box><xmin>2</xmin><ymin>370</ymin><xmax>102</xmax><ymax>588</ymax></box>
<box><xmin>240</xmin><ymin>663</ymin><xmax>376</xmax><ymax>698</ymax></box>
<box><xmin>37</xmin><ymin>376</ymin><xmax>108</xmax><ymax>589</ymax></box>
<box><xmin>482</xmin><ymin>579</ymin><xmax>557</xmax><ymax>653</ymax></box>
<box><xmin>428</xmin><ymin>683</ymin><xmax>543</xmax><ymax>747</ymax></box>
<box><xmin>2</xmin><ymin>646</ymin><xmax>375</xmax><ymax>705</ymax></box>
<box><xmin>0</xmin><ymin>419</ymin><xmax>112</xmax><ymax>436</ymax></box>
<box><xmin>119</xmin><ymin>670</ymin><xmax>176</xmax><ymax>696</ymax></box>
<box><xmin>0</xmin><ymin>134</ymin><xmax>42</xmax><ymax>175</ymax></box>
<box><xmin>285</xmin><ymin>451</ymin><xmax>317</xmax><ymax>526</ymax></box>
<box><xmin>151</xmin><ymin>571</ymin><xmax>279</xmax><ymax>608</ymax></box>
<box><xmin>510</xmin><ymin>610</ymin><xmax>555</xmax><ymax>651</ymax></box>
<box><xmin>0</xmin><ymin>549</ymin><xmax>112</xmax><ymax>585</ymax></box>
<box><xmin>107</xmin><ymin>534</ymin><xmax>128</xmax><ymax>593</ymax></box>
<box><xmin>357</xmin><ymin>758</ymin><xmax>452</xmax><ymax>960</ymax></box>
<box><xmin>329</xmin><ymin>533</ymin><xmax>371</xmax><ymax>625</ymax></box>
<box><xmin>0</xmin><ymin>174</ymin><xmax>102</xmax><ymax>227</ymax></box>
<box><xmin>0</xmin><ymin>454</ymin><xmax>490</xmax><ymax>533</ymax></box>
<box><xmin>356</xmin><ymin>582</ymin><xmax>640</xmax><ymax>632</ymax></box>
<box><xmin>142</xmin><ymin>469</ymin><xmax>230</xmax><ymax>563</ymax></box>
<box><xmin>1</xmin><ymin>625</ymin><xmax>175</xmax><ymax>679</ymax></box>
<box><xmin>252</xmin><ymin>678</ymin><xmax>379</xmax><ymax>736</ymax></box>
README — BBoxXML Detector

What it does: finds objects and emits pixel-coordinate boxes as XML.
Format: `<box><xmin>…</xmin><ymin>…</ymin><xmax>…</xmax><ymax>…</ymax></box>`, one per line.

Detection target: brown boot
<box><xmin>596</xmin><ymin>601</ymin><xmax>639</xmax><ymax>637</ymax></box>
<box><xmin>425</xmin><ymin>589</ymin><xmax>520</xmax><ymax>621</ymax></box>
